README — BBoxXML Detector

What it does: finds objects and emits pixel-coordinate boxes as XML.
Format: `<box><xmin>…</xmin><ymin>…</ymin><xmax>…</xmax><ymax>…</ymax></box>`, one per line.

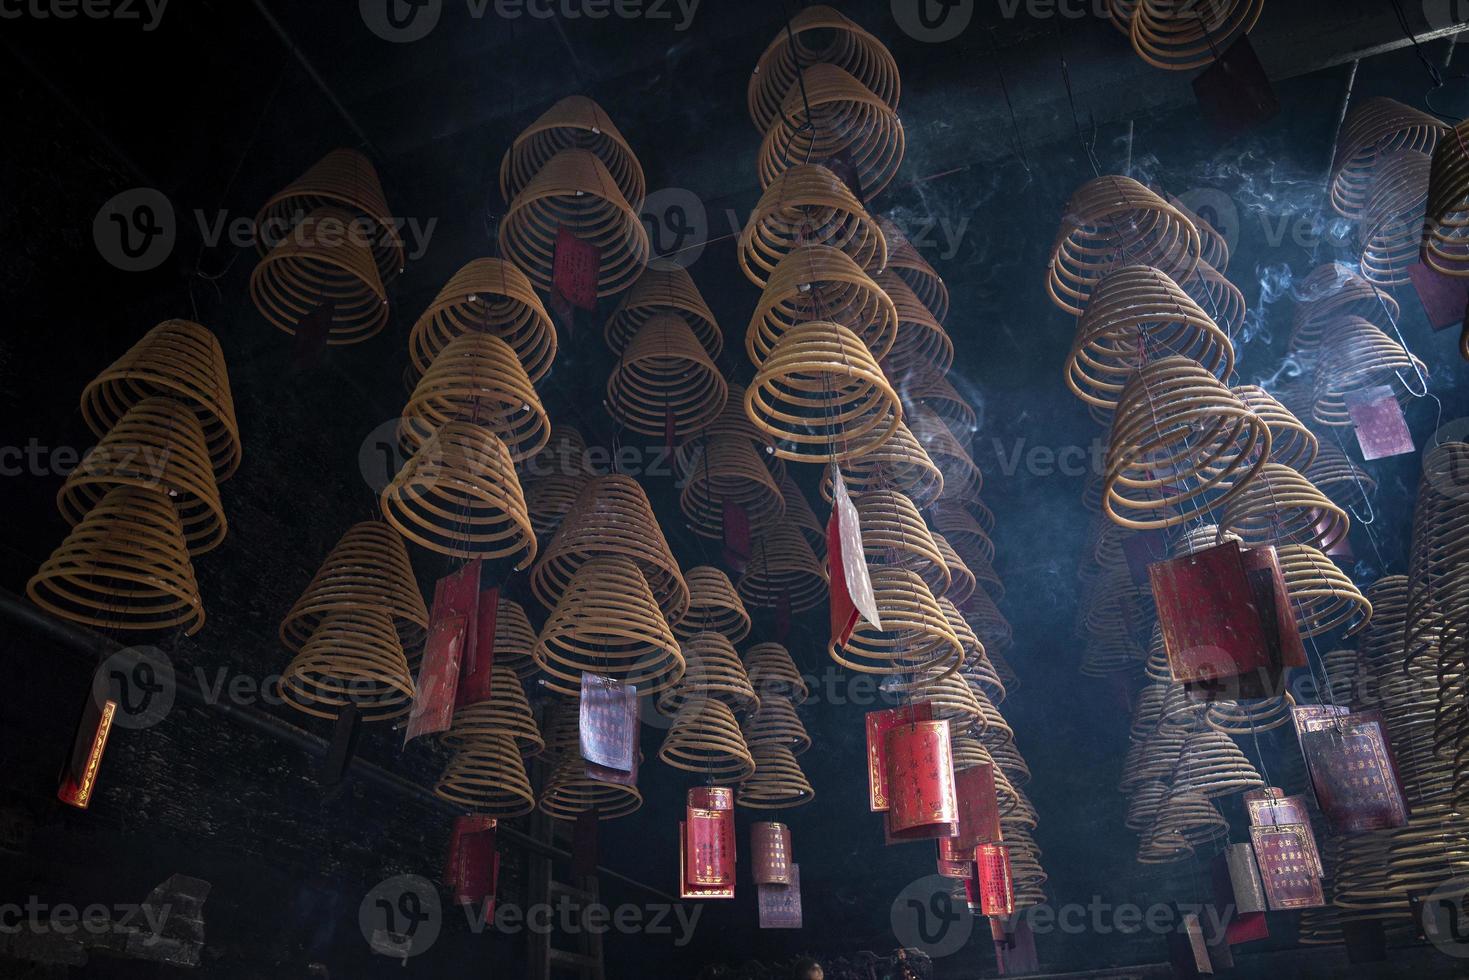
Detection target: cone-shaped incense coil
<box><xmin>1278</xmin><ymin>543</ymin><xmax>1372</xmax><ymax>637</ymax></box>
<box><xmin>1305</xmin><ymin>441</ymin><xmax>1378</xmax><ymax>515</ymax></box>
<box><xmin>657</xmin><ymin>632</ymin><xmax>759</xmax><ymax>716</ymax></box>
<box><xmin>280</xmin><ymin>521</ymin><xmax>427</xmax><ymax>652</ymax></box>
<box><xmin>737</xmin><ymin>165</ymin><xmax>886</xmax><ymax>288</ymax></box>
<box><xmin>934</xmin><ymin>534</ymin><xmax>977</xmax><ymax>605</ymax></box>
<box><xmin>520</xmin><ymin>425</ymin><xmax>594</xmax><ymax>536</ymax></box>
<box><xmin>829</xmin><ymin>567</ymin><xmax>963</xmax><ymax>676</ymax></box>
<box><xmin>877</xmin><ymin>269</ymin><xmax>952</xmax><ymax>374</ymax></box>
<box><xmin>1311</xmin><ymin>317</ymin><xmax>1428</xmax><ymax>427</ymax></box>
<box><xmin>778</xmin><ymin>470</ymin><xmax>827</xmax><ymax>557</ymax></box>
<box><xmin>249</xmin><ymin>207</ymin><xmax>388</xmax><ymax>344</ymax></box>
<box><xmin>1424</xmin><ymin>117</ymin><xmax>1469</xmax><ymax>277</ymax></box>
<box><xmin>486</xmin><ymin>596</ymin><xmax>540</xmax><ymax>680</ymax></box>
<box><xmin>606</xmin><ymin>265</ymin><xmax>721</xmax><ymax>359</ymax></box>
<box><xmin>1127</xmin><ymin>0</ymin><xmax>1264</xmax><ymax>71</ymax></box>
<box><xmin>849</xmin><ymin>489</ymin><xmax>949</xmax><ymax>596</ymax></box>
<box><xmin>747</xmin><ymin>3</ymin><xmax>898</xmax><ymax>132</ymax></box>
<box><xmin>743</xmin><ymin>643</ymin><xmax>809</xmax><ymax>704</ymax></box>
<box><xmin>737</xmin><ymin>743</ymin><xmax>816</xmax><ymax>809</ymax></box>
<box><xmin>742</xmin><ymin>695</ymin><xmax>811</xmax><ymax>754</ymax></box>
<box><xmin>606</xmin><ymin>313</ymin><xmax>727</xmax><ymax>438</ymax></box>
<box><xmin>537</xmin><ymin>702</ymin><xmax>643</xmax><ymax>821</ymax></box>
<box><xmin>443</xmin><ymin>666</ymin><xmax>543</xmax><ymax>755</ymax></box>
<box><xmin>678</xmin><ymin>435</ymin><xmax>785</xmax><ymax>539</ymax></box>
<box><xmin>408</xmin><ymin>258</ymin><xmax>556</xmax><ymax>384</ymax></box>
<box><xmin>737</xmin><ymin>519</ymin><xmax>829</xmax><ymax>613</ymax></box>
<box><xmin>1289</xmin><ymin>262</ymin><xmax>1400</xmax><ymax>353</ymax></box>
<box><xmin>675</xmin><ymin>567</ymin><xmax>752</xmax><ymax>643</ymax></box>
<box><xmin>399</xmin><ymin>332</ymin><xmax>550</xmax><ymax>462</ymax></box>
<box><xmin>1360</xmin><ymin>150</ymin><xmax>1432</xmax><ymax>287</ymax></box>
<box><xmin>819</xmin><ymin>420</ymin><xmax>943</xmax><ymax>510</ymax></box>
<box><xmin>909</xmin><ymin>407</ymin><xmax>981</xmax><ymax>502</ymax></box>
<box><xmin>1232</xmin><ymin>384</ymin><xmax>1319</xmax><ymax>472</ymax></box>
<box><xmin>1330</xmin><ymin>97</ymin><xmax>1445</xmax><ymax>219</ymax></box>
<box><xmin>1204</xmin><ymin>696</ymin><xmax>1295</xmax><ymax>736</ymax></box>
<box><xmin>748</xmin><ymin>244</ymin><xmax>898</xmax><ymax>366</ymax></box>
<box><xmin>500</xmin><ymin>95</ymin><xmax>645</xmax><ymax>207</ymax></box>
<box><xmin>1218</xmin><ymin>463</ymin><xmax>1350</xmax><ymax>553</ymax></box>
<box><xmin>1172</xmin><ymin>729</ymin><xmax>1265</xmax><ymax>798</ymax></box>
<box><xmin>435</xmin><ymin>732</ymin><xmax>536</xmax><ymax>817</ymax></box>
<box><xmin>878</xmin><ymin>216</ymin><xmax>949</xmax><ymax>323</ymax></box>
<box><xmin>279</xmin><ymin>609</ymin><xmax>415</xmax><ymax>722</ymax></box>
<box><xmin>658</xmin><ymin>698</ymin><xmax>756</xmax><ymax>780</ymax></box>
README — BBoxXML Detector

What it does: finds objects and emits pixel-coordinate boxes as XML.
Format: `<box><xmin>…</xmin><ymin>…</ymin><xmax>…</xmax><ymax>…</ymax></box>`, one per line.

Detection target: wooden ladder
<box><xmin>527</xmin><ymin>810</ymin><xmax>605</xmax><ymax>980</ymax></box>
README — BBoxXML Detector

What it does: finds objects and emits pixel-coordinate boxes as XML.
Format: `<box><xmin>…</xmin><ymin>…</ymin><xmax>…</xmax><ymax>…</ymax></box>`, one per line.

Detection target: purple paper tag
<box><xmin>1345</xmin><ymin>386</ymin><xmax>1414</xmax><ymax>461</ymax></box>
<box><xmin>757</xmin><ymin>864</ymin><xmax>803</xmax><ymax>929</ymax></box>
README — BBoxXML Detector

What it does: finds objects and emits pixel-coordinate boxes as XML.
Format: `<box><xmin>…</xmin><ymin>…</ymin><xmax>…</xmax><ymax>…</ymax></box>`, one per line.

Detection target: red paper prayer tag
<box><xmin>444</xmin><ymin>816</ymin><xmax>499</xmax><ymax>920</ymax></box>
<box><xmin>685</xmin><ymin>787</ymin><xmax>736</xmax><ymax>889</ymax></box>
<box><xmin>1239</xmin><ymin>545</ymin><xmax>1307</xmax><ymax>671</ymax></box>
<box><xmin>884</xmin><ymin>720</ymin><xmax>959</xmax><ymax>841</ymax></box>
<box><xmin>757</xmin><ymin>863</ymin><xmax>803</xmax><ymax>929</ymax></box>
<box><xmin>1297</xmin><ymin>709</ymin><xmax>1409</xmax><ymax>832</ymax></box>
<box><xmin>937</xmin><ymin>842</ymin><xmax>975</xmax><ymax>879</ymax></box>
<box><xmin>722</xmin><ymin>499</ymin><xmax>751</xmax><ymax>573</ymax></box>
<box><xmin>1407</xmin><ymin>261</ymin><xmax>1469</xmax><ymax>330</ymax></box>
<box><xmin>1345</xmin><ymin>386</ymin><xmax>1415</xmax><ymax>461</ymax></box>
<box><xmin>1227</xmin><ymin>912</ymin><xmax>1269</xmax><ymax>945</ymax></box>
<box><xmin>552</xmin><ymin>226</ymin><xmax>599</xmax><ymax>312</ymax></box>
<box><xmin>58</xmin><ymin>693</ymin><xmax>117</xmax><ymax>809</ymax></box>
<box><xmin>951</xmin><ymin>763</ymin><xmax>1003</xmax><ymax>849</ymax></box>
<box><xmin>866</xmin><ymin>703</ymin><xmax>934</xmax><ymax>811</ymax></box>
<box><xmin>1150</xmin><ymin>540</ymin><xmax>1273</xmax><ymax>695</ymax></box>
<box><xmin>579</xmin><ymin>674</ymin><xmax>638</xmax><ymax>774</ymax></box>
<box><xmin>456</xmin><ymin>587</ymin><xmax>499</xmax><ymax>709</ymax></box>
<box><xmin>828</xmin><ymin>467</ymin><xmax>880</xmax><ymax>647</ymax></box>
<box><xmin>1245</xmin><ymin>788</ymin><xmax>1324</xmax><ymax>910</ymax></box>
<box><xmin>975</xmin><ymin>843</ymin><xmax>1015</xmax><ymax>917</ymax></box>
<box><xmin>406</xmin><ymin>562</ymin><xmax>481</xmax><ymax>743</ymax></box>
<box><xmin>751</xmin><ymin>822</ymin><xmax>792</xmax><ymax>886</ymax></box>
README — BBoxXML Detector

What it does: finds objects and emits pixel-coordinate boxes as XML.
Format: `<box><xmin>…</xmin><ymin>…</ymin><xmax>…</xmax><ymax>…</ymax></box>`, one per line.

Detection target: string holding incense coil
<box><xmin>500</xmin><ymin>95</ymin><xmax>645</xmax><ymax>208</ymax></box>
<box><xmin>748</xmin><ymin>244</ymin><xmax>898</xmax><ymax>366</ymax></box>
<box><xmin>278</xmin><ymin>609</ymin><xmax>415</xmax><ymax>722</ymax></box>
<box><xmin>520</xmin><ymin>426</ymin><xmax>594</xmax><ymax>537</ymax></box>
<box><xmin>1183</xmin><ymin>260</ymin><xmax>1246</xmax><ymax>342</ymax></box>
<box><xmin>80</xmin><ymin>319</ymin><xmax>242</xmax><ymax>481</ymax></box>
<box><xmin>249</xmin><ymin>207</ymin><xmax>388</xmax><ymax>344</ymax></box>
<box><xmin>658</xmin><ymin>698</ymin><xmax>756</xmax><ymax>780</ymax></box>
<box><xmin>400</xmin><ymin>333</ymin><xmax>551</xmax><ymax>462</ymax></box>
<box><xmin>435</xmin><ymin>733</ymin><xmax>536</xmax><ymax>817</ymax></box>
<box><xmin>934</xmin><ymin>535</ymin><xmax>977</xmax><ymax>605</ymax></box>
<box><xmin>531</xmin><ymin>475</ymin><xmax>689</xmax><ymax>623</ymax></box>
<box><xmin>1203</xmin><ymin>695</ymin><xmax>1295</xmax><ymax>736</ymax></box>
<box><xmin>1360</xmin><ymin>150</ymin><xmax>1432</xmax><ymax>287</ymax></box>
<box><xmin>1424</xmin><ymin>119</ymin><xmax>1469</xmax><ymax>277</ymax></box>
<box><xmin>58</xmin><ymin>397</ymin><xmax>227</xmax><ymax>555</ymax></box>
<box><xmin>1217</xmin><ymin>463</ymin><xmax>1350</xmax><ymax>552</ymax></box>
<box><xmin>1103</xmin><ymin>356</ymin><xmax>1269</xmax><ymax>530</ymax></box>
<box><xmin>1047</xmin><ymin>177</ymin><xmax>1201</xmax><ymax>316</ymax></box>
<box><xmin>254</xmin><ymin>148</ymin><xmax>403</xmax><ymax>283</ymax></box>
<box><xmin>828</xmin><ymin>567</ymin><xmax>963</xmax><ymax>676</ymax></box>
<box><xmin>1289</xmin><ymin>263</ymin><xmax>1400</xmax><ymax>353</ymax></box>
<box><xmin>443</xmin><ymin>666</ymin><xmax>544</xmax><ymax>755</ymax></box>
<box><xmin>605</xmin><ymin>265</ymin><xmax>721</xmax><ymax>359</ymax></box>
<box><xmin>737</xmin><ymin>743</ymin><xmax>816</xmax><ymax>809</ymax></box>
<box><xmin>1330</xmin><ymin>97</ymin><xmax>1446</xmax><ymax>220</ymax></box>
<box><xmin>777</xmin><ymin>470</ymin><xmax>827</xmax><ymax>557</ymax></box>
<box><xmin>745</xmin><ymin>321</ymin><xmax>902</xmax><ymax>463</ymax></box>
<box><xmin>875</xmin><ymin>270</ymin><xmax>953</xmax><ymax>375</ymax></box>
<box><xmin>484</xmin><ymin>597</ymin><xmax>541</xmax><ymax>681</ymax></box>
<box><xmin>1169</xmin><ymin>195</ymin><xmax>1231</xmax><ymax>272</ymax></box>
<box><xmin>538</xmin><ymin>703</ymin><xmax>644</xmax><ymax>821</ymax></box>
<box><xmin>280</xmin><ymin>520</ymin><xmax>428</xmax><ymax>652</ymax></box>
<box><xmin>532</xmin><ymin>555</ymin><xmax>684</xmax><ymax>697</ymax></box>
<box><xmin>1277</xmin><ymin>544</ymin><xmax>1372</xmax><ymax>637</ymax></box>
<box><xmin>381</xmin><ymin>421</ymin><xmax>536</xmax><ymax>565</ymax></box>
<box><xmin>742</xmin><ymin>695</ymin><xmax>811</xmax><ymax>755</ymax></box>
<box><xmin>497</xmin><ymin>148</ymin><xmax>649</xmax><ymax>298</ymax></box>
<box><xmin>756</xmin><ymin>63</ymin><xmax>905</xmax><ymax>199</ymax></box>
<box><xmin>1311</xmin><ymin>317</ymin><xmax>1428</xmax><ymax>427</ymax></box>
<box><xmin>909</xmin><ymin>409</ymin><xmax>981</xmax><ymax>503</ymax></box>
<box><xmin>849</xmin><ymin>489</ymin><xmax>950</xmax><ymax>596</ymax></box>
<box><xmin>738</xmin><ymin>519</ymin><xmax>829</xmax><ymax>613</ymax></box>
<box><xmin>743</xmin><ymin>643</ymin><xmax>809</xmax><ymax>704</ymax></box>
<box><xmin>818</xmin><ymin>420</ymin><xmax>944</xmax><ymax>510</ymax></box>
<box><xmin>675</xmin><ymin>567</ymin><xmax>752</xmax><ymax>643</ymax></box>
<box><xmin>678</xmin><ymin>435</ymin><xmax>786</xmax><ymax>540</ymax></box>
<box><xmin>1231</xmin><ymin>384</ymin><xmax>1319</xmax><ymax>472</ymax></box>
<box><xmin>606</xmin><ymin>314</ymin><xmax>728</xmax><ymax>438</ymax></box>
<box><xmin>1065</xmin><ymin>265</ymin><xmax>1234</xmax><ymax>410</ymax></box>
<box><xmin>27</xmin><ymin>485</ymin><xmax>204</xmax><ymax>636</ymax></box>
<box><xmin>1126</xmin><ymin>0</ymin><xmax>1265</xmax><ymax>71</ymax></box>
<box><xmin>407</xmin><ymin>258</ymin><xmax>557</xmax><ymax>385</ymax></box>
<box><xmin>737</xmin><ymin>165</ymin><xmax>886</xmax><ymax>288</ymax></box>
<box><xmin>747</xmin><ymin>3</ymin><xmax>899</xmax><ymax>132</ymax></box>
<box><xmin>657</xmin><ymin>632</ymin><xmax>759</xmax><ymax>716</ymax></box>
<box><xmin>878</xmin><ymin>217</ymin><xmax>949</xmax><ymax>323</ymax></box>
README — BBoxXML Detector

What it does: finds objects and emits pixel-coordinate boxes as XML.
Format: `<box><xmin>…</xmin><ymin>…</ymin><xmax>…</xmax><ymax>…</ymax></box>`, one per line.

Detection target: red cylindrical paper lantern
<box><xmin>937</xmin><ymin>836</ymin><xmax>976</xmax><ymax>879</ymax></box>
<box><xmin>686</xmin><ymin>787</ymin><xmax>736</xmax><ymax>887</ymax></box>
<box><xmin>976</xmin><ymin>843</ymin><xmax>1015</xmax><ymax>917</ymax></box>
<box><xmin>952</xmin><ymin>763</ymin><xmax>1002</xmax><ymax>850</ymax></box>
<box><xmin>751</xmin><ymin>821</ymin><xmax>793</xmax><ymax>885</ymax></box>
<box><xmin>883</xmin><ymin>720</ymin><xmax>958</xmax><ymax>840</ymax></box>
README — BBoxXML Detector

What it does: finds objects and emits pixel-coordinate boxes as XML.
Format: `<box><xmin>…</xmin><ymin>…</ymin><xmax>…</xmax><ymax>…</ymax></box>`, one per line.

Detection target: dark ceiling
<box><xmin>2</xmin><ymin>1</ymin><xmax>1468</xmax><ymax>978</ymax></box>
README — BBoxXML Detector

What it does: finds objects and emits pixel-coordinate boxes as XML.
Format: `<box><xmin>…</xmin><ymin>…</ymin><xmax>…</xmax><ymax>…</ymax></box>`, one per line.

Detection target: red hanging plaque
<box><xmin>553</xmin><ymin>226</ymin><xmax>599</xmax><ymax>312</ymax></box>
<box><xmin>1245</xmin><ymin>788</ymin><xmax>1324</xmax><ymax>910</ymax></box>
<box><xmin>751</xmin><ymin>822</ymin><xmax>792</xmax><ymax>886</ymax></box>
<box><xmin>757</xmin><ymin>863</ymin><xmax>803</xmax><ymax>929</ymax></box>
<box><xmin>866</xmin><ymin>702</ymin><xmax>934</xmax><ymax>811</ymax></box>
<box><xmin>57</xmin><ymin>692</ymin><xmax>117</xmax><ymax>810</ymax></box>
<box><xmin>680</xmin><ymin>820</ymin><xmax>734</xmax><ymax>900</ymax></box>
<box><xmin>444</xmin><ymin>815</ymin><xmax>499</xmax><ymax>921</ymax></box>
<box><xmin>1239</xmin><ymin>544</ymin><xmax>1307</xmax><ymax>672</ymax></box>
<box><xmin>685</xmin><ymin>788</ymin><xmax>735</xmax><ymax>888</ymax></box>
<box><xmin>1407</xmin><ymin>261</ymin><xmax>1469</xmax><ymax>331</ymax></box>
<box><xmin>406</xmin><ymin>561</ymin><xmax>481</xmax><ymax>743</ymax></box>
<box><xmin>457</xmin><ymin>587</ymin><xmax>499</xmax><ymax>709</ymax></box>
<box><xmin>975</xmin><ymin>843</ymin><xmax>1015</xmax><ymax>917</ymax></box>
<box><xmin>1150</xmin><ymin>539</ymin><xmax>1273</xmax><ymax>696</ymax></box>
<box><xmin>1297</xmin><ymin>708</ymin><xmax>1410</xmax><ymax>832</ymax></box>
<box><xmin>884</xmin><ymin>720</ymin><xmax>958</xmax><ymax>841</ymax></box>
<box><xmin>952</xmin><ymin>762</ymin><xmax>1003</xmax><ymax>849</ymax></box>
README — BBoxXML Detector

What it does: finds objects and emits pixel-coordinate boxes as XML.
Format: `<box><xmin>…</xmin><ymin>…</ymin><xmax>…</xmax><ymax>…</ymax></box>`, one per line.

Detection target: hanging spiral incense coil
<box><xmin>80</xmin><ymin>319</ymin><xmax>242</xmax><ymax>482</ymax></box>
<box><xmin>777</xmin><ymin>471</ymin><xmax>827</xmax><ymax>558</ymax></box>
<box><xmin>748</xmin><ymin>245</ymin><xmax>898</xmax><ymax>366</ymax></box>
<box><xmin>488</xmin><ymin>597</ymin><xmax>541</xmax><ymax>681</ymax></box>
<box><xmin>1144</xmin><ymin>623</ymin><xmax>1172</xmax><ymax>683</ymax></box>
<box><xmin>933</xmin><ymin>534</ymin><xmax>977</xmax><ymax>606</ymax></box>
<box><xmin>27</xmin><ymin>485</ymin><xmax>205</xmax><ymax>635</ymax></box>
<box><xmin>607</xmin><ymin>314</ymin><xmax>728</xmax><ymax>438</ymax></box>
<box><xmin>408</xmin><ymin>258</ymin><xmax>557</xmax><ymax>385</ymax></box>
<box><xmin>1080</xmin><ymin>564</ymin><xmax>1154</xmax><ymax>639</ymax></box>
<box><xmin>1218</xmin><ymin>463</ymin><xmax>1350</xmax><ymax>552</ymax></box>
<box><xmin>1080</xmin><ymin>626</ymin><xmax>1148</xmax><ymax>676</ymax></box>
<box><xmin>1127</xmin><ymin>730</ymin><xmax>1188</xmax><ymax>792</ymax></box>
<box><xmin>254</xmin><ymin>148</ymin><xmax>403</xmax><ymax>283</ymax></box>
<box><xmin>737</xmin><ymin>743</ymin><xmax>815</xmax><ymax>809</ymax></box>
<box><xmin>991</xmin><ymin>650</ymin><xmax>1020</xmax><ymax>694</ymax></box>
<box><xmin>679</xmin><ymin>435</ymin><xmax>786</xmax><ymax>540</ymax></box>
<box><xmin>1203</xmin><ymin>695</ymin><xmax>1295</xmax><ymax>735</ymax></box>
<box><xmin>605</xmin><ymin>265</ymin><xmax>721</xmax><ymax>359</ymax></box>
<box><xmin>435</xmin><ymin>733</ymin><xmax>536</xmax><ymax>817</ymax></box>
<box><xmin>874</xmin><ymin>270</ymin><xmax>953</xmax><ymax>375</ymax></box>
<box><xmin>1424</xmin><ymin>119</ymin><xmax>1469</xmax><ymax>276</ymax></box>
<box><xmin>1065</xmin><ymin>265</ymin><xmax>1234</xmax><ymax>410</ymax></box>
<box><xmin>1232</xmin><ymin>384</ymin><xmax>1319</xmax><ymax>472</ymax></box>
<box><xmin>520</xmin><ymin>426</ymin><xmax>594</xmax><ymax>537</ymax></box>
<box><xmin>737</xmin><ymin>165</ymin><xmax>886</xmax><ymax>288</ymax></box>
<box><xmin>675</xmin><ymin>567</ymin><xmax>753</xmax><ymax>643</ymax></box>
<box><xmin>531</xmin><ymin>475</ymin><xmax>689</xmax><ymax>622</ymax></box>
<box><xmin>850</xmin><ymin>489</ymin><xmax>949</xmax><ymax>595</ymax></box>
<box><xmin>58</xmin><ymin>397</ymin><xmax>227</xmax><ymax>555</ymax></box>
<box><xmin>1289</xmin><ymin>263</ymin><xmax>1400</xmax><ymax>353</ymax></box>
<box><xmin>280</xmin><ymin>520</ymin><xmax>428</xmax><ymax>652</ymax></box>
<box><xmin>443</xmin><ymin>666</ymin><xmax>543</xmax><ymax>755</ymax></box>
<box><xmin>1153</xmin><ymin>789</ymin><xmax>1229</xmax><ymax>847</ymax></box>
<box><xmin>746</xmin><ymin>3</ymin><xmax>899</xmax><ymax>132</ymax></box>
<box><xmin>962</xmin><ymin>651</ymin><xmax>1007</xmax><ymax>708</ymax></box>
<box><xmin>902</xmin><ymin>667</ymin><xmax>982</xmax><ymax>736</ymax></box>
<box><xmin>381</xmin><ymin>421</ymin><xmax>536</xmax><ymax>565</ymax></box>
<box><xmin>1183</xmin><ymin>261</ymin><xmax>1246</xmax><ymax>342</ymax></box>
<box><xmin>1103</xmin><ymin>357</ymin><xmax>1269</xmax><ymax>530</ymax></box>
<box><xmin>498</xmin><ymin>148</ymin><xmax>649</xmax><ymax>298</ymax></box>
<box><xmin>1171</xmin><ymin>522</ymin><xmax>1240</xmax><ymax>558</ymax></box>
<box><xmin>278</xmin><ymin>609</ymin><xmax>415</xmax><ymax>722</ymax></box>
<box><xmin>1130</xmin><ymin>685</ymin><xmax>1167</xmax><ymax>740</ymax></box>
<box><xmin>1330</xmin><ymin>97</ymin><xmax>1446</xmax><ymax>220</ymax></box>
<box><xmin>756</xmin><ymin>63</ymin><xmax>905</xmax><ymax>199</ymax></box>
<box><xmin>965</xmin><ymin>588</ymin><xmax>1013</xmax><ymax>650</ymax></box>
<box><xmin>738</xmin><ymin>519</ymin><xmax>829</xmax><ymax>613</ymax></box>
<box><xmin>900</xmin><ymin>368</ymin><xmax>978</xmax><ymax>447</ymax></box>
<box><xmin>1311</xmin><ymin>317</ymin><xmax>1428</xmax><ymax>427</ymax></box>
<box><xmin>500</xmin><ymin>95</ymin><xmax>644</xmax><ymax>207</ymax></box>
<box><xmin>1360</xmin><ymin>151</ymin><xmax>1432</xmax><ymax>287</ymax></box>
<box><xmin>1277</xmin><ymin>544</ymin><xmax>1372</xmax><ymax>637</ymax></box>
<box><xmin>991</xmin><ymin>739</ymin><xmax>1032</xmax><ymax>788</ymax></box>
<box><xmin>818</xmin><ymin>421</ymin><xmax>944</xmax><ymax>510</ymax></box>
<box><xmin>250</xmin><ymin>207</ymin><xmax>389</xmax><ymax>344</ymax></box>
<box><xmin>1127</xmin><ymin>0</ymin><xmax>1265</xmax><ymax>71</ymax></box>
<box><xmin>1125</xmin><ymin>780</ymin><xmax>1169</xmax><ymax>833</ymax></box>
<box><xmin>829</xmin><ymin>567</ymin><xmax>963</xmax><ymax>676</ymax></box>
<box><xmin>742</xmin><ymin>695</ymin><xmax>811</xmax><ymax>755</ymax></box>
<box><xmin>658</xmin><ymin>698</ymin><xmax>756</xmax><ymax>780</ymax></box>
<box><xmin>743</xmin><ymin>643</ymin><xmax>809</xmax><ymax>704</ymax></box>
<box><xmin>536</xmin><ymin>702</ymin><xmax>643</xmax><ymax>821</ymax></box>
<box><xmin>400</xmin><ymin>333</ymin><xmax>551</xmax><ymax>462</ymax></box>
<box><xmin>1158</xmin><ymin>685</ymin><xmax>1207</xmax><ymax>733</ymax></box>
<box><xmin>929</xmin><ymin>502</ymin><xmax>995</xmax><ymax>571</ymax></box>
<box><xmin>1168</xmin><ymin>195</ymin><xmax>1231</xmax><ymax>272</ymax></box>
<box><xmin>877</xmin><ymin>217</ymin><xmax>949</xmax><ymax>323</ymax></box>
<box><xmin>911</xmin><ymin>414</ymin><xmax>982</xmax><ymax>509</ymax></box>
<box><xmin>1320</xmin><ymin>647</ymin><xmax>1364</xmax><ymax>705</ymax></box>
<box><xmin>745</xmin><ymin>321</ymin><xmax>902</xmax><ymax>463</ymax></box>
<box><xmin>533</xmin><ymin>555</ymin><xmax>684</xmax><ymax>697</ymax></box>
<box><xmin>1047</xmin><ymin>177</ymin><xmax>1201</xmax><ymax>316</ymax></box>
<box><xmin>707</xmin><ymin>382</ymin><xmax>783</xmax><ymax>463</ymax></box>
<box><xmin>657</xmin><ymin>632</ymin><xmax>759</xmax><ymax>716</ymax></box>
<box><xmin>1410</xmin><ymin>446</ymin><xmax>1469</xmax><ymax>675</ymax></box>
